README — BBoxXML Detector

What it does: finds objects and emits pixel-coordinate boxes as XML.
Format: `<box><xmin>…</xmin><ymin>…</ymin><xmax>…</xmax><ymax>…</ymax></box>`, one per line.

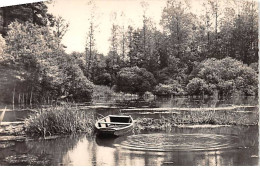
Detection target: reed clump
<box><xmin>24</xmin><ymin>105</ymin><xmax>95</xmax><ymax>137</ymax></box>
<box><xmin>135</xmin><ymin>109</ymin><xmax>258</xmax><ymax>131</ymax></box>
<box><xmin>170</xmin><ymin>109</ymin><xmax>258</xmax><ymax>125</ymax></box>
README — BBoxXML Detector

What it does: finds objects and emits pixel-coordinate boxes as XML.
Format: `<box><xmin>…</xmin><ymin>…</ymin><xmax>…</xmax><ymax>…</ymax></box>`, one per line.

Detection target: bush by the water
<box><xmin>154</xmin><ymin>79</ymin><xmax>184</xmax><ymax>96</ymax></box>
<box><xmin>116</xmin><ymin>66</ymin><xmax>156</xmax><ymax>96</ymax></box>
<box><xmin>186</xmin><ymin>78</ymin><xmax>215</xmax><ymax>95</ymax></box>
<box><xmin>25</xmin><ymin>106</ymin><xmax>95</xmax><ymax>136</ymax></box>
<box><xmin>188</xmin><ymin>57</ymin><xmax>258</xmax><ymax>96</ymax></box>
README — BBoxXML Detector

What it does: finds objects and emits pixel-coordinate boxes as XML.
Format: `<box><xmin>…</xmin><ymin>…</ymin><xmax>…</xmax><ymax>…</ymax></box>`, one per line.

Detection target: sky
<box><xmin>47</xmin><ymin>0</ymin><xmax>169</xmax><ymax>55</ymax></box>
<box><xmin>48</xmin><ymin>0</ymin><xmax>245</xmax><ymax>55</ymax></box>
<box><xmin>1</xmin><ymin>0</ymin><xmax>255</xmax><ymax>55</ymax></box>
<box><xmin>47</xmin><ymin>0</ymin><xmax>214</xmax><ymax>55</ymax></box>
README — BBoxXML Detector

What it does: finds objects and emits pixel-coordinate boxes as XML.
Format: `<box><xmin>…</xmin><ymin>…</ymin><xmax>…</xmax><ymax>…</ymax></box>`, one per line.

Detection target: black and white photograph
<box><xmin>0</xmin><ymin>0</ymin><xmax>259</xmax><ymax>166</ymax></box>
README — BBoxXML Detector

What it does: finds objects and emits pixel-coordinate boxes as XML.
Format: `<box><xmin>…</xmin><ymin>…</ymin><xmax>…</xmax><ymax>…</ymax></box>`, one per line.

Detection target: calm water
<box><xmin>0</xmin><ymin>96</ymin><xmax>259</xmax><ymax>166</ymax></box>
<box><xmin>0</xmin><ymin>126</ymin><xmax>258</xmax><ymax>166</ymax></box>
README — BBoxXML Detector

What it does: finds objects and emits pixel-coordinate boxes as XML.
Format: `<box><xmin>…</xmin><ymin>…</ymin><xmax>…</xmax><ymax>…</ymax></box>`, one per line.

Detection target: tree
<box><xmin>140</xmin><ymin>0</ymin><xmax>149</xmax><ymax>68</ymax></box>
<box><xmin>118</xmin><ymin>12</ymin><xmax>128</xmax><ymax>66</ymax></box>
<box><xmin>52</xmin><ymin>16</ymin><xmax>69</xmax><ymax>39</ymax></box>
<box><xmin>3</xmin><ymin>21</ymin><xmax>93</xmax><ymax>104</ymax></box>
<box><xmin>58</xmin><ymin>54</ymin><xmax>94</xmax><ymax>102</ymax></box>
<box><xmin>128</xmin><ymin>29</ymin><xmax>143</xmax><ymax>67</ymax></box>
<box><xmin>109</xmin><ymin>12</ymin><xmax>120</xmax><ymax>66</ymax></box>
<box><xmin>229</xmin><ymin>0</ymin><xmax>258</xmax><ymax>64</ymax></box>
<box><xmin>0</xmin><ymin>2</ymin><xmax>53</xmax><ymax>36</ymax></box>
<box><xmin>4</xmin><ymin>21</ymin><xmax>63</xmax><ymax>103</ymax></box>
<box><xmin>160</xmin><ymin>0</ymin><xmax>194</xmax><ymax>60</ymax></box>
<box><xmin>189</xmin><ymin>57</ymin><xmax>258</xmax><ymax>96</ymax></box>
<box><xmin>0</xmin><ymin>34</ymin><xmax>6</xmax><ymax>61</ymax></box>
<box><xmin>154</xmin><ymin>79</ymin><xmax>184</xmax><ymax>96</ymax></box>
<box><xmin>186</xmin><ymin>78</ymin><xmax>212</xmax><ymax>95</ymax></box>
<box><xmin>85</xmin><ymin>0</ymin><xmax>99</xmax><ymax>81</ymax></box>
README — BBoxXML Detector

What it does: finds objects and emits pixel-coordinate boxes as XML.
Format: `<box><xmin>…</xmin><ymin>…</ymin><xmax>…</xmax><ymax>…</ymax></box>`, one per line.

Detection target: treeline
<box><xmin>83</xmin><ymin>0</ymin><xmax>258</xmax><ymax>96</ymax></box>
<box><xmin>0</xmin><ymin>0</ymin><xmax>258</xmax><ymax>104</ymax></box>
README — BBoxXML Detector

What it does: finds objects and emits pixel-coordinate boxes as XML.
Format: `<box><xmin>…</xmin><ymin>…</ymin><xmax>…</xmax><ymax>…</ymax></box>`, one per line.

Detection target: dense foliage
<box><xmin>0</xmin><ymin>21</ymin><xmax>93</xmax><ymax>104</ymax></box>
<box><xmin>0</xmin><ymin>2</ymin><xmax>53</xmax><ymax>35</ymax></box>
<box><xmin>116</xmin><ymin>66</ymin><xmax>156</xmax><ymax>95</ymax></box>
<box><xmin>188</xmin><ymin>57</ymin><xmax>258</xmax><ymax>96</ymax></box>
<box><xmin>81</xmin><ymin>0</ymin><xmax>258</xmax><ymax>97</ymax></box>
<box><xmin>0</xmin><ymin>0</ymin><xmax>258</xmax><ymax>104</ymax></box>
<box><xmin>154</xmin><ymin>80</ymin><xmax>184</xmax><ymax>96</ymax></box>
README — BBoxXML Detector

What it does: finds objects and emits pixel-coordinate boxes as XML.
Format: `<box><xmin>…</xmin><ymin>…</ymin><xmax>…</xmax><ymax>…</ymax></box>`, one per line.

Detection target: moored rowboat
<box><xmin>95</xmin><ymin>115</ymin><xmax>134</xmax><ymax>137</ymax></box>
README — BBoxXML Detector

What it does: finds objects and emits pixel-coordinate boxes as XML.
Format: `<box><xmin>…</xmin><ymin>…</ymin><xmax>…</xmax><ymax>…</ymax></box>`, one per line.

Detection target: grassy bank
<box><xmin>24</xmin><ymin>106</ymin><xmax>95</xmax><ymax>137</ymax></box>
<box><xmin>135</xmin><ymin>109</ymin><xmax>259</xmax><ymax>131</ymax></box>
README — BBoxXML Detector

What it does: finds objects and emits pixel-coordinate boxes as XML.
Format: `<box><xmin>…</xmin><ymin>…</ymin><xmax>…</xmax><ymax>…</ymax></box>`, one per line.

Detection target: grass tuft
<box><xmin>24</xmin><ymin>105</ymin><xmax>95</xmax><ymax>137</ymax></box>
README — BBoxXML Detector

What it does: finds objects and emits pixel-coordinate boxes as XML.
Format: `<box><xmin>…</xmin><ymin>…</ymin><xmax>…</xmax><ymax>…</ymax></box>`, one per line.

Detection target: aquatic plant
<box><xmin>24</xmin><ymin>105</ymin><xmax>95</xmax><ymax>137</ymax></box>
<box><xmin>135</xmin><ymin>108</ymin><xmax>258</xmax><ymax>131</ymax></box>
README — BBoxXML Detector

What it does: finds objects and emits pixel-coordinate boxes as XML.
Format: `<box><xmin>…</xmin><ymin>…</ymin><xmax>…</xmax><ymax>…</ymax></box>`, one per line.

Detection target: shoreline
<box><xmin>0</xmin><ymin>120</ymin><xmax>258</xmax><ymax>142</ymax></box>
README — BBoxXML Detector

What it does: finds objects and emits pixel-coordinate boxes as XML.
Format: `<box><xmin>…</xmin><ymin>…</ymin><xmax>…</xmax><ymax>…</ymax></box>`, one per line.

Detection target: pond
<box><xmin>0</xmin><ymin>96</ymin><xmax>259</xmax><ymax>166</ymax></box>
<box><xmin>0</xmin><ymin>126</ymin><xmax>258</xmax><ymax>166</ymax></box>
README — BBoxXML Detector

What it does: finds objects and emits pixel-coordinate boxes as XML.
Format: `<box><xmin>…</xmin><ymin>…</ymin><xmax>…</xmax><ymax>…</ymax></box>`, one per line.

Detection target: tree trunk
<box><xmin>176</xmin><ymin>17</ymin><xmax>180</xmax><ymax>58</ymax></box>
<box><xmin>22</xmin><ymin>93</ymin><xmax>25</xmax><ymax>106</ymax></box>
<box><xmin>30</xmin><ymin>88</ymin><xmax>33</xmax><ymax>106</ymax></box>
<box><xmin>18</xmin><ymin>93</ymin><xmax>20</xmax><ymax>105</ymax></box>
<box><xmin>12</xmin><ymin>87</ymin><xmax>15</xmax><ymax>110</ymax></box>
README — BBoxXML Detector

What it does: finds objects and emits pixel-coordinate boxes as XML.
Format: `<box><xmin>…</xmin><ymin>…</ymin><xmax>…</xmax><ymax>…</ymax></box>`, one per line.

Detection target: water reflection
<box><xmin>0</xmin><ymin>96</ymin><xmax>258</xmax><ymax>166</ymax></box>
<box><xmin>2</xmin><ymin>125</ymin><xmax>257</xmax><ymax>166</ymax></box>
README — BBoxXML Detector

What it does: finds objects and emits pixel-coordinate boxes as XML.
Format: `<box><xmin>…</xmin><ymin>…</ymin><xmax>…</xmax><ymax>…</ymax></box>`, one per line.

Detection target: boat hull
<box><xmin>95</xmin><ymin>115</ymin><xmax>134</xmax><ymax>137</ymax></box>
<box><xmin>96</xmin><ymin>124</ymin><xmax>134</xmax><ymax>137</ymax></box>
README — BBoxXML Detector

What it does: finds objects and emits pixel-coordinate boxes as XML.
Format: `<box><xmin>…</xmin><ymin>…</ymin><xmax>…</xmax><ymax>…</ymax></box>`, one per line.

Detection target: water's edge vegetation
<box><xmin>24</xmin><ymin>106</ymin><xmax>95</xmax><ymax>137</ymax></box>
<box><xmin>135</xmin><ymin>110</ymin><xmax>259</xmax><ymax>131</ymax></box>
<box><xmin>0</xmin><ymin>105</ymin><xmax>249</xmax><ymax>137</ymax></box>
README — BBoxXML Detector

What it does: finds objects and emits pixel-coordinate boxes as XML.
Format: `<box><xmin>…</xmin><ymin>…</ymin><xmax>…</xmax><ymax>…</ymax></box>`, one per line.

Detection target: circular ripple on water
<box><xmin>114</xmin><ymin>133</ymin><xmax>240</xmax><ymax>152</ymax></box>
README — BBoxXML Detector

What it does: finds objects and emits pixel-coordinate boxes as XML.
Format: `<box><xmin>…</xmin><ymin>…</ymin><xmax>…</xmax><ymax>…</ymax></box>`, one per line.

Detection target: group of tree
<box><xmin>0</xmin><ymin>2</ymin><xmax>93</xmax><ymax>104</ymax></box>
<box><xmin>0</xmin><ymin>0</ymin><xmax>258</xmax><ymax>104</ymax></box>
<box><xmin>83</xmin><ymin>0</ymin><xmax>258</xmax><ymax>97</ymax></box>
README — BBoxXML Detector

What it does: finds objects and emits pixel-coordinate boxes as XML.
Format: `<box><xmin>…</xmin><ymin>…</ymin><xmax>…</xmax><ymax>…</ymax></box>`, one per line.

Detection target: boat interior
<box><xmin>97</xmin><ymin>116</ymin><xmax>132</xmax><ymax>128</ymax></box>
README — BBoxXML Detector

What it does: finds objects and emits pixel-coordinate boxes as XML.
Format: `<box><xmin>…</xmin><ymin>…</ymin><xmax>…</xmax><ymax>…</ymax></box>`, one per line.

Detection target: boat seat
<box><xmin>98</xmin><ymin>122</ymin><xmax>130</xmax><ymax>125</ymax></box>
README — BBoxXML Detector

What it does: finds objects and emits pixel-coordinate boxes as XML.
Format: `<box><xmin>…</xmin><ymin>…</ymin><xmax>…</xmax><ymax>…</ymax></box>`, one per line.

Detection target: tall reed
<box><xmin>25</xmin><ymin>105</ymin><xmax>95</xmax><ymax>137</ymax></box>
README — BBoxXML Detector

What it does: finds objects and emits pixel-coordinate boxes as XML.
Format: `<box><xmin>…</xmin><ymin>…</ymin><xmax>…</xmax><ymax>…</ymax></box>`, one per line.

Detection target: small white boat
<box><xmin>95</xmin><ymin>115</ymin><xmax>134</xmax><ymax>137</ymax></box>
